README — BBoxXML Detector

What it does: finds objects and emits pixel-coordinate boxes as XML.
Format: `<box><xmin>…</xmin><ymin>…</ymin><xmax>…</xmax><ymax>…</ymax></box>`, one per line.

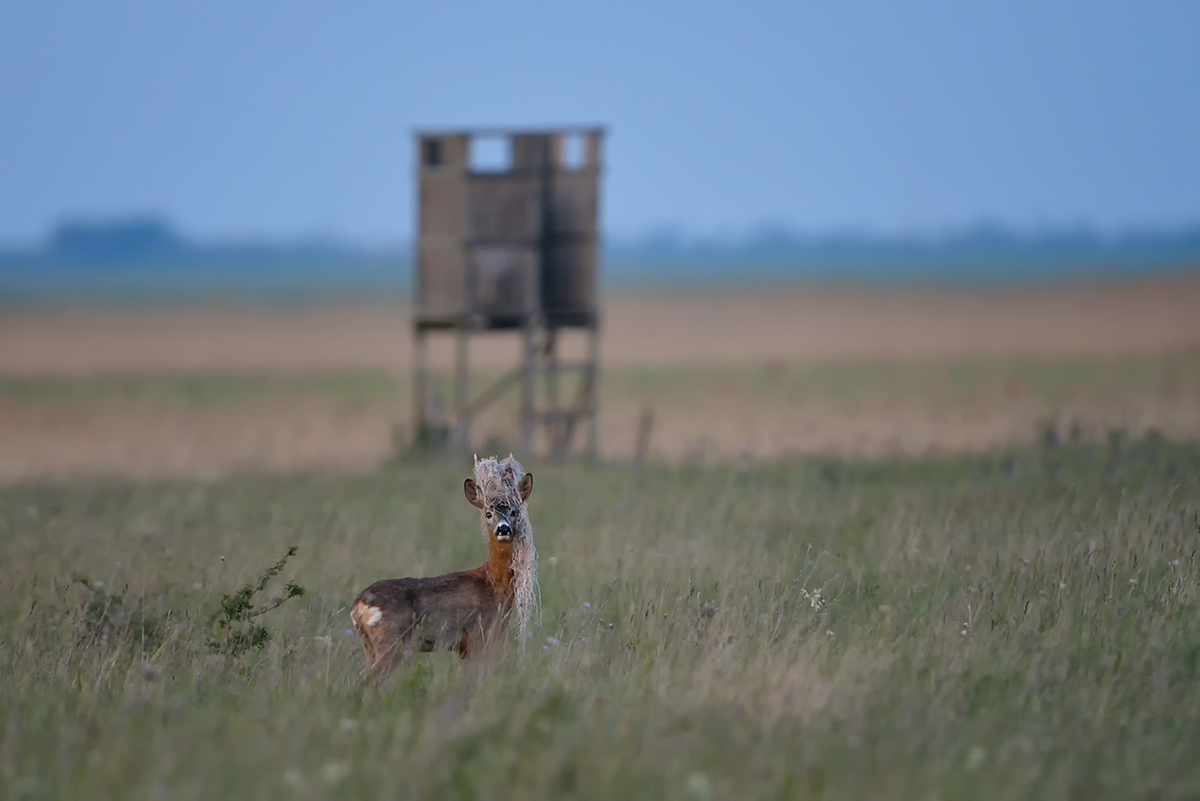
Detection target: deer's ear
<box><xmin>464</xmin><ymin>478</ymin><xmax>484</xmax><ymax>509</ymax></box>
<box><xmin>519</xmin><ymin>472</ymin><xmax>533</xmax><ymax>502</ymax></box>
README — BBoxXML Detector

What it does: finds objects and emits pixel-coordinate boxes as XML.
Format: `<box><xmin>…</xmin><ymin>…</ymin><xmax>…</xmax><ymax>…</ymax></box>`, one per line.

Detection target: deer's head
<box><xmin>464</xmin><ymin>472</ymin><xmax>533</xmax><ymax>543</ymax></box>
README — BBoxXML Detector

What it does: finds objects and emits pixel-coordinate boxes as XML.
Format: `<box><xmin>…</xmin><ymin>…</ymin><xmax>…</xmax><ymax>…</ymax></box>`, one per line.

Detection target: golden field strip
<box><xmin>0</xmin><ymin>276</ymin><xmax>1198</xmax><ymax>481</ymax></box>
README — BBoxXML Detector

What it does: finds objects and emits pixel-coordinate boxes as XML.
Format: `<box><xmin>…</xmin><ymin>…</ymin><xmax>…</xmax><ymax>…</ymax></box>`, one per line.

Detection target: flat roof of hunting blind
<box><xmin>415</xmin><ymin>126</ymin><xmax>606</xmax><ymax>138</ymax></box>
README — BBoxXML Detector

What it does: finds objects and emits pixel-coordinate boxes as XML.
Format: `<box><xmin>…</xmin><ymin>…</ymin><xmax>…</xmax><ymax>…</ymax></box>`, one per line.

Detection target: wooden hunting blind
<box><xmin>412</xmin><ymin>126</ymin><xmax>605</xmax><ymax>459</ymax></box>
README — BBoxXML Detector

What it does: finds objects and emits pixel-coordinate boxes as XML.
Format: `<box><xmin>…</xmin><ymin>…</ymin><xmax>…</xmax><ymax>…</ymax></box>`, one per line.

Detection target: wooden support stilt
<box><xmin>413</xmin><ymin>327</ymin><xmax>429</xmax><ymax>437</ymax></box>
<box><xmin>545</xmin><ymin>329</ymin><xmax>564</xmax><ymax>458</ymax></box>
<box><xmin>585</xmin><ymin>319</ymin><xmax>601</xmax><ymax>461</ymax></box>
<box><xmin>454</xmin><ymin>324</ymin><xmax>470</xmax><ymax>452</ymax></box>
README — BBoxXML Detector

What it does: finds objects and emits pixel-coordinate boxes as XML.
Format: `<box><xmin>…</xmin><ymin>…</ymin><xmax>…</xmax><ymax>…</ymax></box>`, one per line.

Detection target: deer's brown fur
<box><xmin>350</xmin><ymin>470</ymin><xmax>533</xmax><ymax>681</ymax></box>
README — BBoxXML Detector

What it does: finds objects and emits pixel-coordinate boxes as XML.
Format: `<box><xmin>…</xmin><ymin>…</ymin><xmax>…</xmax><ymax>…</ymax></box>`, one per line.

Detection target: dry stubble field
<box><xmin>2</xmin><ymin>277</ymin><xmax>1200</xmax><ymax>800</ymax></box>
<box><xmin>1</xmin><ymin>275</ymin><xmax>1199</xmax><ymax>481</ymax></box>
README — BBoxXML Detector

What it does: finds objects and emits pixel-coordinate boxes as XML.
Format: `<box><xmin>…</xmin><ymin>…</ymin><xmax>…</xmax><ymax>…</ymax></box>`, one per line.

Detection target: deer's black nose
<box><xmin>496</xmin><ymin>523</ymin><xmax>512</xmax><ymax>538</ymax></box>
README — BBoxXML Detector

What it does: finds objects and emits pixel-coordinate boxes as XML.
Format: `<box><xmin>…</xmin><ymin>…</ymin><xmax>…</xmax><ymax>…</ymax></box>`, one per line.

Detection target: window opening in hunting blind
<box><xmin>469</xmin><ymin>135</ymin><xmax>512</xmax><ymax>173</ymax></box>
<box><xmin>422</xmin><ymin>139</ymin><xmax>443</xmax><ymax>167</ymax></box>
<box><xmin>560</xmin><ymin>133</ymin><xmax>586</xmax><ymax>171</ymax></box>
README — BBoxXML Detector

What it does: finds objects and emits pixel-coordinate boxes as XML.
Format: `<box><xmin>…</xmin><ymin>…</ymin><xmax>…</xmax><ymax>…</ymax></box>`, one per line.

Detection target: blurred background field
<box><xmin>2</xmin><ymin>277</ymin><xmax>1198</xmax><ymax>481</ymax></box>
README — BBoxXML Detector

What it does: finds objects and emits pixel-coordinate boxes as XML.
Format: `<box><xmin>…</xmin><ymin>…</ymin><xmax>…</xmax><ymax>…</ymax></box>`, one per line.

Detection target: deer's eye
<box><xmin>486</xmin><ymin>512</ymin><xmax>492</xmax><ymax>519</ymax></box>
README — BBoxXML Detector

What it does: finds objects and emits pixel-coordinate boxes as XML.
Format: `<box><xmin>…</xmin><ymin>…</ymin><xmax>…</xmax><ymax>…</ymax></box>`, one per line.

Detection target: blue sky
<box><xmin>2</xmin><ymin>2</ymin><xmax>1198</xmax><ymax>247</ymax></box>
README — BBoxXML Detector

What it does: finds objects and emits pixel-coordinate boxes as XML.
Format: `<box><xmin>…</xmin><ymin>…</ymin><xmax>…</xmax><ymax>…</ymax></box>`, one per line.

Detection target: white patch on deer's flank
<box><xmin>353</xmin><ymin>603</ymin><xmax>383</xmax><ymax>628</ymax></box>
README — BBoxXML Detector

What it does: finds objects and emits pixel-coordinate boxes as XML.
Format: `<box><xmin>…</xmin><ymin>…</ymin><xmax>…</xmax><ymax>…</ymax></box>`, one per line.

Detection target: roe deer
<box><xmin>350</xmin><ymin>458</ymin><xmax>536</xmax><ymax>681</ymax></box>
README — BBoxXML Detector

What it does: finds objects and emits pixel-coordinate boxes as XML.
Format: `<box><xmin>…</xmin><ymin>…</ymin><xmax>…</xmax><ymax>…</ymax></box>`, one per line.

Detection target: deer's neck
<box><xmin>483</xmin><ymin>540</ymin><xmax>517</xmax><ymax>601</ymax></box>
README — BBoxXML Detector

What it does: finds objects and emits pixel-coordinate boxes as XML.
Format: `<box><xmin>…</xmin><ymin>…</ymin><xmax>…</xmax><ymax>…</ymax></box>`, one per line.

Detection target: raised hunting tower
<box><xmin>411</xmin><ymin>127</ymin><xmax>604</xmax><ymax>459</ymax></box>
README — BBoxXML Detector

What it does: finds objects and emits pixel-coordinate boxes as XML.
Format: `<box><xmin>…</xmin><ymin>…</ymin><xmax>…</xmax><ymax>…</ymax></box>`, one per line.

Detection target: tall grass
<box><xmin>2</xmin><ymin>435</ymin><xmax>1199</xmax><ymax>799</ymax></box>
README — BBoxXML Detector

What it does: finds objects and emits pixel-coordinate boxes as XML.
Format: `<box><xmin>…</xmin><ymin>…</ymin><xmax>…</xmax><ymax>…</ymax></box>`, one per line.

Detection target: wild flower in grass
<box><xmin>584</xmin><ymin>602</ymin><xmax>591</xmax><ymax>612</ymax></box>
<box><xmin>799</xmin><ymin>588</ymin><xmax>825</xmax><ymax>610</ymax></box>
<box><xmin>686</xmin><ymin>772</ymin><xmax>711</xmax><ymax>799</ymax></box>
<box><xmin>321</xmin><ymin>762</ymin><xmax>350</xmax><ymax>784</ymax></box>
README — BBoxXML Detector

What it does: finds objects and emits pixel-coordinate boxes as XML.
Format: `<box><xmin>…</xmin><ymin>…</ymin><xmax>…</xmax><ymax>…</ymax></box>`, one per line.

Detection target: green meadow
<box><xmin>2</xmin><ymin>432</ymin><xmax>1199</xmax><ymax>800</ymax></box>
